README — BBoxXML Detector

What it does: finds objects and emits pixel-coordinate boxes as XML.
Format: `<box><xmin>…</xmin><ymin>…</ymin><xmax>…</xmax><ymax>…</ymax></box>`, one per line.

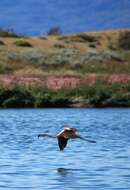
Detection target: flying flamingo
<box><xmin>38</xmin><ymin>127</ymin><xmax>96</xmax><ymax>150</ymax></box>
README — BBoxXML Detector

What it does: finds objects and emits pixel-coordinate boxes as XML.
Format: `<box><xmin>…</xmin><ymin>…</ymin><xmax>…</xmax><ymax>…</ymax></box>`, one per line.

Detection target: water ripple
<box><xmin>0</xmin><ymin>108</ymin><xmax>130</xmax><ymax>190</ymax></box>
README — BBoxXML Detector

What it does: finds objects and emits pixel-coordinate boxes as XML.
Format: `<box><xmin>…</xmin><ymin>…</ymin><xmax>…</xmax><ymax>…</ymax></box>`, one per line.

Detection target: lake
<box><xmin>0</xmin><ymin>108</ymin><xmax>130</xmax><ymax>190</ymax></box>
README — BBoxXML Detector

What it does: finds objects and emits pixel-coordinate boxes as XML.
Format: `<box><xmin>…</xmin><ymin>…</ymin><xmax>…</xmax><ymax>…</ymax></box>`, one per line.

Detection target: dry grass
<box><xmin>0</xmin><ymin>29</ymin><xmax>129</xmax><ymax>77</ymax></box>
<box><xmin>1</xmin><ymin>29</ymin><xmax>129</xmax><ymax>51</ymax></box>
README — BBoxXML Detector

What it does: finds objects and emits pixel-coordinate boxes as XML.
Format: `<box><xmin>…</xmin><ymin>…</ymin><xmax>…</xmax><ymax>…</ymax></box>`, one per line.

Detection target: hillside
<box><xmin>0</xmin><ymin>29</ymin><xmax>130</xmax><ymax>107</ymax></box>
<box><xmin>0</xmin><ymin>29</ymin><xmax>130</xmax><ymax>86</ymax></box>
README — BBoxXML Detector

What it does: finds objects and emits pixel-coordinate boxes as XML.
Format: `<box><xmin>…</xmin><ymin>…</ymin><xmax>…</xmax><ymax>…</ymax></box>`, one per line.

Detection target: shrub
<box><xmin>0</xmin><ymin>40</ymin><xmax>5</xmax><ymax>45</ymax></box>
<box><xmin>0</xmin><ymin>28</ymin><xmax>18</xmax><ymax>37</ymax></box>
<box><xmin>89</xmin><ymin>42</ymin><xmax>97</xmax><ymax>48</ymax></box>
<box><xmin>58</xmin><ymin>35</ymin><xmax>68</xmax><ymax>41</ymax></box>
<box><xmin>0</xmin><ymin>88</ymin><xmax>12</xmax><ymax>106</ymax></box>
<box><xmin>89</xmin><ymin>90</ymin><xmax>111</xmax><ymax>106</ymax></box>
<box><xmin>14</xmin><ymin>40</ymin><xmax>32</xmax><ymax>47</ymax></box>
<box><xmin>39</xmin><ymin>36</ymin><xmax>47</xmax><ymax>40</ymax></box>
<box><xmin>7</xmin><ymin>49</ymin><xmax>47</xmax><ymax>66</ymax></box>
<box><xmin>77</xmin><ymin>33</ymin><xmax>97</xmax><ymax>42</ymax></box>
<box><xmin>81</xmin><ymin>49</ymin><xmax>124</xmax><ymax>65</ymax></box>
<box><xmin>0</xmin><ymin>62</ymin><xmax>12</xmax><ymax>74</ymax></box>
<box><xmin>53</xmin><ymin>43</ymin><xmax>65</xmax><ymax>48</ymax></box>
<box><xmin>2</xmin><ymin>86</ymin><xmax>34</xmax><ymax>108</ymax></box>
<box><xmin>119</xmin><ymin>31</ymin><xmax>130</xmax><ymax>50</ymax></box>
<box><xmin>31</xmin><ymin>87</ymin><xmax>53</xmax><ymax>107</ymax></box>
<box><xmin>105</xmin><ymin>94</ymin><xmax>130</xmax><ymax>107</ymax></box>
<box><xmin>51</xmin><ymin>94</ymin><xmax>71</xmax><ymax>107</ymax></box>
<box><xmin>34</xmin><ymin>93</ymin><xmax>52</xmax><ymax>107</ymax></box>
<box><xmin>47</xmin><ymin>26</ymin><xmax>62</xmax><ymax>36</ymax></box>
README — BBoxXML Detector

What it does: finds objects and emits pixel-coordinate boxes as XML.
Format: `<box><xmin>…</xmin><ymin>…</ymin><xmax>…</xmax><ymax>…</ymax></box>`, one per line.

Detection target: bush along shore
<box><xmin>0</xmin><ymin>81</ymin><xmax>130</xmax><ymax>108</ymax></box>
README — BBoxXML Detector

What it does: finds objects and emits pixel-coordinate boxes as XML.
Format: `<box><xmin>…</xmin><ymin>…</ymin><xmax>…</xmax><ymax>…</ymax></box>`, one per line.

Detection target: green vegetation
<box><xmin>0</xmin><ymin>86</ymin><xmax>34</xmax><ymax>108</ymax></box>
<box><xmin>53</xmin><ymin>43</ymin><xmax>65</xmax><ymax>48</ymax></box>
<box><xmin>14</xmin><ymin>40</ymin><xmax>32</xmax><ymax>47</ymax></box>
<box><xmin>75</xmin><ymin>33</ymin><xmax>98</xmax><ymax>43</ymax></box>
<box><xmin>0</xmin><ymin>82</ymin><xmax>130</xmax><ymax>108</ymax></box>
<box><xmin>58</xmin><ymin>33</ymin><xmax>99</xmax><ymax>45</ymax></box>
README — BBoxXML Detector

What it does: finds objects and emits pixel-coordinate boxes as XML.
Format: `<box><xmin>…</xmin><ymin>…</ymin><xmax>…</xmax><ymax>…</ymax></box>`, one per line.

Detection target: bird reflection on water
<box><xmin>57</xmin><ymin>167</ymin><xmax>86</xmax><ymax>174</ymax></box>
<box><xmin>56</xmin><ymin>167</ymin><xmax>88</xmax><ymax>189</ymax></box>
<box><xmin>57</xmin><ymin>168</ymin><xmax>70</xmax><ymax>176</ymax></box>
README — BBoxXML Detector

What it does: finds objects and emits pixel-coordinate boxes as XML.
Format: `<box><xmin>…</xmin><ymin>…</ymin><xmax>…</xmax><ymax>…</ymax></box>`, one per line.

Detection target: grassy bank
<box><xmin>0</xmin><ymin>29</ymin><xmax>130</xmax><ymax>107</ymax></box>
<box><xmin>0</xmin><ymin>81</ymin><xmax>130</xmax><ymax>108</ymax></box>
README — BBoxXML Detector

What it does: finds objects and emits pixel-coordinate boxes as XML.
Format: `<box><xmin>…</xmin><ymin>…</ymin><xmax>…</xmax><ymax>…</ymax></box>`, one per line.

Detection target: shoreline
<box><xmin>0</xmin><ymin>81</ymin><xmax>130</xmax><ymax>108</ymax></box>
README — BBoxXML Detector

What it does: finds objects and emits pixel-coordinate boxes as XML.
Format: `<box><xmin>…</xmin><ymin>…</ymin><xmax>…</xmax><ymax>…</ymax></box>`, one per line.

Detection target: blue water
<box><xmin>0</xmin><ymin>108</ymin><xmax>130</xmax><ymax>190</ymax></box>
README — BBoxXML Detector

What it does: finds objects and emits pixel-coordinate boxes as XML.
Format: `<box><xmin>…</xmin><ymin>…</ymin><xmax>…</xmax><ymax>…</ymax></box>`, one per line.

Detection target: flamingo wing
<box><xmin>57</xmin><ymin>136</ymin><xmax>68</xmax><ymax>150</ymax></box>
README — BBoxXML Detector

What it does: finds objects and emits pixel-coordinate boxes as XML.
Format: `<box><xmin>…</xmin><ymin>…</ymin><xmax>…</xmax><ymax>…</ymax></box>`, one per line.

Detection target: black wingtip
<box><xmin>59</xmin><ymin>147</ymin><xmax>64</xmax><ymax>151</ymax></box>
<box><xmin>89</xmin><ymin>140</ymin><xmax>96</xmax><ymax>143</ymax></box>
<box><xmin>79</xmin><ymin>136</ymin><xmax>96</xmax><ymax>143</ymax></box>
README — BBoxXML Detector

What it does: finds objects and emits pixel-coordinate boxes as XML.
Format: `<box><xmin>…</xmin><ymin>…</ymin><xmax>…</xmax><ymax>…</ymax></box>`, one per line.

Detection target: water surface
<box><xmin>0</xmin><ymin>108</ymin><xmax>130</xmax><ymax>190</ymax></box>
